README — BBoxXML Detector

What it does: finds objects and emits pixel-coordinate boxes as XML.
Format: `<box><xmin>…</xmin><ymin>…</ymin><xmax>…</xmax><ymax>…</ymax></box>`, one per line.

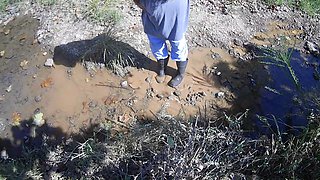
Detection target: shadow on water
<box><xmin>53</xmin><ymin>33</ymin><xmax>177</xmax><ymax>77</ymax></box>
<box><xmin>232</xmin><ymin>44</ymin><xmax>320</xmax><ymax>138</ymax></box>
<box><xmin>203</xmin><ymin>43</ymin><xmax>320</xmax><ymax>139</ymax></box>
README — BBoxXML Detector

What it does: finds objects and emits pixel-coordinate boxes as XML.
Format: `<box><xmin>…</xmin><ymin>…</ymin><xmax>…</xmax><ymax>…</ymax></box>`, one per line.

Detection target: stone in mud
<box><xmin>233</xmin><ymin>39</ymin><xmax>243</xmax><ymax>46</ymax></box>
<box><xmin>35</xmin><ymin>95</ymin><xmax>42</xmax><ymax>102</ymax></box>
<box><xmin>67</xmin><ymin>69</ymin><xmax>72</xmax><ymax>77</ymax></box>
<box><xmin>211</xmin><ymin>53</ymin><xmax>221</xmax><ymax>59</ymax></box>
<box><xmin>1</xmin><ymin>149</ymin><xmax>8</xmax><ymax>160</ymax></box>
<box><xmin>0</xmin><ymin>50</ymin><xmax>5</xmax><ymax>58</ymax></box>
<box><xmin>6</xmin><ymin>85</ymin><xmax>12</xmax><ymax>93</ymax></box>
<box><xmin>89</xmin><ymin>101</ymin><xmax>98</xmax><ymax>108</ymax></box>
<box><xmin>173</xmin><ymin>90</ymin><xmax>181</xmax><ymax>97</ymax></box>
<box><xmin>0</xmin><ymin>120</ymin><xmax>5</xmax><ymax>131</ymax></box>
<box><xmin>120</xmin><ymin>81</ymin><xmax>128</xmax><ymax>88</ymax></box>
<box><xmin>145</xmin><ymin>77</ymin><xmax>151</xmax><ymax>83</ymax></box>
<box><xmin>33</xmin><ymin>109</ymin><xmax>45</xmax><ymax>126</ymax></box>
<box><xmin>156</xmin><ymin>94</ymin><xmax>164</xmax><ymax>99</ymax></box>
<box><xmin>44</xmin><ymin>58</ymin><xmax>55</xmax><ymax>67</ymax></box>
<box><xmin>215</xmin><ymin>92</ymin><xmax>225</xmax><ymax>99</ymax></box>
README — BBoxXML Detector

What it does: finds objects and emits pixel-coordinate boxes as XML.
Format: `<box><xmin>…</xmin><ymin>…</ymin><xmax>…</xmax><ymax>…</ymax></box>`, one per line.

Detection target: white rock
<box><xmin>120</xmin><ymin>81</ymin><xmax>128</xmax><ymax>88</ymax></box>
<box><xmin>33</xmin><ymin>112</ymin><xmax>45</xmax><ymax>126</ymax></box>
<box><xmin>215</xmin><ymin>92</ymin><xmax>225</xmax><ymax>99</ymax></box>
<box><xmin>1</xmin><ymin>150</ymin><xmax>8</xmax><ymax>160</ymax></box>
<box><xmin>6</xmin><ymin>85</ymin><xmax>12</xmax><ymax>93</ymax></box>
<box><xmin>44</xmin><ymin>58</ymin><xmax>54</xmax><ymax>67</ymax></box>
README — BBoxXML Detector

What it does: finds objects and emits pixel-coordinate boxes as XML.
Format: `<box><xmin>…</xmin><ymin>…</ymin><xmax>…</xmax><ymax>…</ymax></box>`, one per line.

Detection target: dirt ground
<box><xmin>0</xmin><ymin>1</ymin><xmax>319</xmax><ymax>145</ymax></box>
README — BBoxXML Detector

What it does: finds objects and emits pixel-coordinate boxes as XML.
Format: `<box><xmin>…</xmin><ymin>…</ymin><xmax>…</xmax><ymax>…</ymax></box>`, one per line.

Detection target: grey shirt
<box><xmin>140</xmin><ymin>0</ymin><xmax>190</xmax><ymax>41</ymax></box>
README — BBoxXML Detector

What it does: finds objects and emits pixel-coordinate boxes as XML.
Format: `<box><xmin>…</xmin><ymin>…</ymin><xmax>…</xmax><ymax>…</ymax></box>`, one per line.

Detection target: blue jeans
<box><xmin>147</xmin><ymin>34</ymin><xmax>188</xmax><ymax>62</ymax></box>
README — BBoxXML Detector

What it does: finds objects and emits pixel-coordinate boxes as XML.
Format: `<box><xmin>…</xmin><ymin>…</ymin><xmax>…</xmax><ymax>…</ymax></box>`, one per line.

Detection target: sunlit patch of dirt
<box><xmin>0</xmin><ymin>15</ymin><xmax>266</xmax><ymax>143</ymax></box>
<box><xmin>251</xmin><ymin>21</ymin><xmax>304</xmax><ymax>46</ymax></box>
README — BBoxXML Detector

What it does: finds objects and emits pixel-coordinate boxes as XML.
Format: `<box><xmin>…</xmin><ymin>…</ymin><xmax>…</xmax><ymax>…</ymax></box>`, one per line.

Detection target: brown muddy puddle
<box><xmin>1</xmin><ymin>15</ymin><xmax>300</xmax><ymax>148</ymax></box>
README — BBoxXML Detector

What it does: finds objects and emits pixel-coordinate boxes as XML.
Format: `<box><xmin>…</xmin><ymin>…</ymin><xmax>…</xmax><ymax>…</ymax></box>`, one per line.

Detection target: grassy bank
<box><xmin>264</xmin><ymin>0</ymin><xmax>320</xmax><ymax>15</ymax></box>
<box><xmin>0</xmin><ymin>105</ymin><xmax>319</xmax><ymax>179</ymax></box>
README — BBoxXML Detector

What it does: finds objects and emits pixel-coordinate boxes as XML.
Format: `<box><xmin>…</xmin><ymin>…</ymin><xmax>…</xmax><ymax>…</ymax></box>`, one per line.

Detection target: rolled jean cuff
<box><xmin>147</xmin><ymin>34</ymin><xmax>188</xmax><ymax>61</ymax></box>
<box><xmin>170</xmin><ymin>36</ymin><xmax>188</xmax><ymax>62</ymax></box>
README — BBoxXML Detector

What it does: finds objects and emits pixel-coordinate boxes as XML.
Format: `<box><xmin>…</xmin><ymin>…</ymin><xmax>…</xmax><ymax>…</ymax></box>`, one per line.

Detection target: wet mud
<box><xmin>0</xmin><ymin>16</ymin><xmax>319</xmax><ymax>156</ymax></box>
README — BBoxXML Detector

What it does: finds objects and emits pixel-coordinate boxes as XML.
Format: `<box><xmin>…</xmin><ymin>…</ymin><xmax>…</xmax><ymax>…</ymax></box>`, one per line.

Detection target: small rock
<box><xmin>0</xmin><ymin>50</ymin><xmax>5</xmax><ymax>57</ymax></box>
<box><xmin>4</xmin><ymin>29</ymin><xmax>10</xmax><ymax>35</ymax></box>
<box><xmin>173</xmin><ymin>90</ymin><xmax>181</xmax><ymax>97</ymax></box>
<box><xmin>20</xmin><ymin>60</ymin><xmax>29</xmax><ymax>69</ymax></box>
<box><xmin>44</xmin><ymin>58</ymin><xmax>55</xmax><ymax>67</ymax></box>
<box><xmin>6</xmin><ymin>85</ymin><xmax>12</xmax><ymax>93</ymax></box>
<box><xmin>156</xmin><ymin>94</ymin><xmax>164</xmax><ymax>99</ymax></box>
<box><xmin>145</xmin><ymin>77</ymin><xmax>151</xmax><ymax>83</ymax></box>
<box><xmin>222</xmin><ymin>6</ymin><xmax>228</xmax><ymax>15</ymax></box>
<box><xmin>88</xmin><ymin>101</ymin><xmax>97</xmax><ymax>108</ymax></box>
<box><xmin>233</xmin><ymin>39</ymin><xmax>243</xmax><ymax>46</ymax></box>
<box><xmin>304</xmin><ymin>41</ymin><xmax>319</xmax><ymax>55</ymax></box>
<box><xmin>120</xmin><ymin>81</ymin><xmax>128</xmax><ymax>88</ymax></box>
<box><xmin>33</xmin><ymin>110</ymin><xmax>45</xmax><ymax>126</ymax></box>
<box><xmin>42</xmin><ymin>52</ymin><xmax>48</xmax><ymax>56</ymax></box>
<box><xmin>1</xmin><ymin>149</ymin><xmax>8</xmax><ymax>160</ymax></box>
<box><xmin>67</xmin><ymin>69</ymin><xmax>72</xmax><ymax>76</ymax></box>
<box><xmin>215</xmin><ymin>92</ymin><xmax>225</xmax><ymax>99</ymax></box>
<box><xmin>34</xmin><ymin>95</ymin><xmax>42</xmax><ymax>102</ymax></box>
<box><xmin>211</xmin><ymin>53</ymin><xmax>221</xmax><ymax>59</ymax></box>
<box><xmin>216</xmin><ymin>71</ymin><xmax>222</xmax><ymax>76</ymax></box>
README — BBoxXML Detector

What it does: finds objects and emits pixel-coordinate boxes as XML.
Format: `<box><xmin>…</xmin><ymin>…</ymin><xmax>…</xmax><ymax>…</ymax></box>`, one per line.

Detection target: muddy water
<box><xmin>2</xmin><ymin>16</ymin><xmax>256</xmax><ymax>149</ymax></box>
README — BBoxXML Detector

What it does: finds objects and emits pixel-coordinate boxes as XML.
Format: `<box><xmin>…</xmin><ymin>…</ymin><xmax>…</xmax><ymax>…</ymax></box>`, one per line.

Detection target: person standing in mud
<box><xmin>133</xmin><ymin>0</ymin><xmax>190</xmax><ymax>87</ymax></box>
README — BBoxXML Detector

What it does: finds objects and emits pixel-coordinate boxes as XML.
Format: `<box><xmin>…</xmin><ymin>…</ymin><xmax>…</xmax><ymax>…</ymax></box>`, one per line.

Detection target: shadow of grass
<box><xmin>53</xmin><ymin>33</ymin><xmax>176</xmax><ymax>77</ymax></box>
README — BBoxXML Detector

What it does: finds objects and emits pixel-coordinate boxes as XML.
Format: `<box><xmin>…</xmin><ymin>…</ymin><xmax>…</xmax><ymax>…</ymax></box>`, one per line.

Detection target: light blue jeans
<box><xmin>147</xmin><ymin>34</ymin><xmax>188</xmax><ymax>62</ymax></box>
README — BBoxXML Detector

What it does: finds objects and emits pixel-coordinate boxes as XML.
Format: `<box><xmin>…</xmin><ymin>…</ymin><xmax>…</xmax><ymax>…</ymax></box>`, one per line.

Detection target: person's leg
<box><xmin>147</xmin><ymin>34</ymin><xmax>169</xmax><ymax>83</ymax></box>
<box><xmin>168</xmin><ymin>35</ymin><xmax>188</xmax><ymax>87</ymax></box>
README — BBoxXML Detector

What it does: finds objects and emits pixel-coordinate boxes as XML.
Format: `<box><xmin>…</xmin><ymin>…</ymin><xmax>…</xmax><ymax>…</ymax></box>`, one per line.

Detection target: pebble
<box><xmin>35</xmin><ymin>95</ymin><xmax>42</xmax><ymax>102</ymax></box>
<box><xmin>145</xmin><ymin>77</ymin><xmax>151</xmax><ymax>83</ymax></box>
<box><xmin>1</xmin><ymin>149</ymin><xmax>8</xmax><ymax>160</ymax></box>
<box><xmin>120</xmin><ymin>81</ymin><xmax>128</xmax><ymax>88</ymax></box>
<box><xmin>156</xmin><ymin>94</ymin><xmax>164</xmax><ymax>99</ymax></box>
<box><xmin>304</xmin><ymin>41</ymin><xmax>319</xmax><ymax>55</ymax></box>
<box><xmin>88</xmin><ymin>101</ymin><xmax>97</xmax><ymax>108</ymax></box>
<box><xmin>6</xmin><ymin>85</ymin><xmax>12</xmax><ymax>93</ymax></box>
<box><xmin>67</xmin><ymin>69</ymin><xmax>72</xmax><ymax>76</ymax></box>
<box><xmin>42</xmin><ymin>52</ymin><xmax>48</xmax><ymax>56</ymax></box>
<box><xmin>173</xmin><ymin>90</ymin><xmax>181</xmax><ymax>97</ymax></box>
<box><xmin>44</xmin><ymin>58</ymin><xmax>54</xmax><ymax>67</ymax></box>
<box><xmin>215</xmin><ymin>92</ymin><xmax>225</xmax><ymax>99</ymax></box>
<box><xmin>4</xmin><ymin>29</ymin><xmax>10</xmax><ymax>35</ymax></box>
<box><xmin>0</xmin><ymin>50</ymin><xmax>5</xmax><ymax>57</ymax></box>
<box><xmin>33</xmin><ymin>110</ymin><xmax>45</xmax><ymax>126</ymax></box>
<box><xmin>216</xmin><ymin>71</ymin><xmax>222</xmax><ymax>76</ymax></box>
<box><xmin>0</xmin><ymin>121</ymin><xmax>5</xmax><ymax>131</ymax></box>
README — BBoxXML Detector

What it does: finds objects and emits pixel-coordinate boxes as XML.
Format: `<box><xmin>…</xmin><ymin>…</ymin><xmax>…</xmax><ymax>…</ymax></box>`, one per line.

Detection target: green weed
<box><xmin>81</xmin><ymin>33</ymin><xmax>135</xmax><ymax>77</ymax></box>
<box><xmin>34</xmin><ymin>0</ymin><xmax>57</xmax><ymax>6</ymax></box>
<box><xmin>257</xmin><ymin>44</ymin><xmax>300</xmax><ymax>89</ymax></box>
<box><xmin>299</xmin><ymin>0</ymin><xmax>320</xmax><ymax>15</ymax></box>
<box><xmin>263</xmin><ymin>0</ymin><xmax>320</xmax><ymax>15</ymax></box>
<box><xmin>85</xmin><ymin>0</ymin><xmax>121</xmax><ymax>25</ymax></box>
<box><xmin>0</xmin><ymin>0</ymin><xmax>17</xmax><ymax>12</ymax></box>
